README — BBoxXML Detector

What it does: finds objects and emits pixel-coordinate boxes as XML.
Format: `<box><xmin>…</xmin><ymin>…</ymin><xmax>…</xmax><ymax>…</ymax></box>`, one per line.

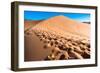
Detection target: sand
<box><xmin>24</xmin><ymin>20</ymin><xmax>43</xmax><ymax>31</ymax></box>
<box><xmin>24</xmin><ymin>31</ymin><xmax>52</xmax><ymax>61</ymax></box>
<box><xmin>24</xmin><ymin>15</ymin><xmax>90</xmax><ymax>61</ymax></box>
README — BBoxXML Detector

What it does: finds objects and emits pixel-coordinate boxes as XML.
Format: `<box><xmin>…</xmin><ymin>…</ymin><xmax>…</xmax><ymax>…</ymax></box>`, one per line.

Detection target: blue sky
<box><xmin>24</xmin><ymin>11</ymin><xmax>90</xmax><ymax>22</ymax></box>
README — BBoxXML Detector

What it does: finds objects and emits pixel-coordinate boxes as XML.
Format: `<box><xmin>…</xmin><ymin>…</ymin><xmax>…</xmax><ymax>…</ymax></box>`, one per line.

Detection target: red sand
<box><xmin>24</xmin><ymin>15</ymin><xmax>90</xmax><ymax>61</ymax></box>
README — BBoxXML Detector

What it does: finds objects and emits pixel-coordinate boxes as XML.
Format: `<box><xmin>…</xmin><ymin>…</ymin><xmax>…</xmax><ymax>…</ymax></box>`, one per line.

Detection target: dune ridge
<box><xmin>32</xmin><ymin>15</ymin><xmax>90</xmax><ymax>39</ymax></box>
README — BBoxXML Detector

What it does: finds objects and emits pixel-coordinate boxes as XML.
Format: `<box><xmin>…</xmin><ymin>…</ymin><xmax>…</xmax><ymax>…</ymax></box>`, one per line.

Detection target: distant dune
<box><xmin>25</xmin><ymin>15</ymin><xmax>90</xmax><ymax>61</ymax></box>
<box><xmin>24</xmin><ymin>20</ymin><xmax>43</xmax><ymax>31</ymax></box>
<box><xmin>82</xmin><ymin>22</ymin><xmax>90</xmax><ymax>24</ymax></box>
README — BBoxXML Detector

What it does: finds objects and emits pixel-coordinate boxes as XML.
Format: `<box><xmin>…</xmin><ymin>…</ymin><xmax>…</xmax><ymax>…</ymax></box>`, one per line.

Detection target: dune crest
<box><xmin>32</xmin><ymin>15</ymin><xmax>90</xmax><ymax>39</ymax></box>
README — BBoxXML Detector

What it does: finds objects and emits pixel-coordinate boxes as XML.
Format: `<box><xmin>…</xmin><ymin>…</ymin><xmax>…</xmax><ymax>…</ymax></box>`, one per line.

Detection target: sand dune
<box><xmin>33</xmin><ymin>15</ymin><xmax>90</xmax><ymax>38</ymax></box>
<box><xmin>25</xmin><ymin>15</ymin><xmax>90</xmax><ymax>61</ymax></box>
<box><xmin>24</xmin><ymin>20</ymin><xmax>43</xmax><ymax>31</ymax></box>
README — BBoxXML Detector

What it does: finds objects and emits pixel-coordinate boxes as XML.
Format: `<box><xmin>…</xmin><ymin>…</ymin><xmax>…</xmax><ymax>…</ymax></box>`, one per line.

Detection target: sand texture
<box><xmin>24</xmin><ymin>15</ymin><xmax>90</xmax><ymax>61</ymax></box>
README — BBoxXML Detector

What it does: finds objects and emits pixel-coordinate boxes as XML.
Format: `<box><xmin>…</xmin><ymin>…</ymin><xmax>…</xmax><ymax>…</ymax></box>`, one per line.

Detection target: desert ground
<box><xmin>24</xmin><ymin>15</ymin><xmax>90</xmax><ymax>61</ymax></box>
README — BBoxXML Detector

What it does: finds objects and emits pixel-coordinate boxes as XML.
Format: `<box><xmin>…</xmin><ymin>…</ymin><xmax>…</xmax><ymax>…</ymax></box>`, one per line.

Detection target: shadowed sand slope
<box><xmin>25</xmin><ymin>31</ymin><xmax>52</xmax><ymax>61</ymax></box>
<box><xmin>25</xmin><ymin>15</ymin><xmax>90</xmax><ymax>61</ymax></box>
